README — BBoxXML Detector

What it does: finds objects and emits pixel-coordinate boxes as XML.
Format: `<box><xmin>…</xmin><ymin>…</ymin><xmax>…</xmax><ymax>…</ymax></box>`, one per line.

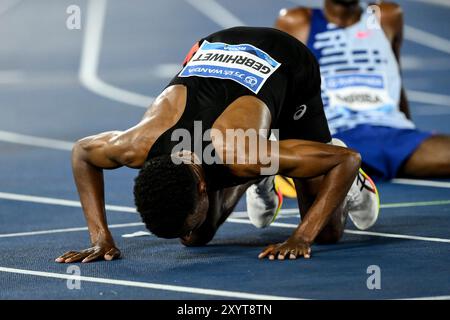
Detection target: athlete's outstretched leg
<box><xmin>400</xmin><ymin>135</ymin><xmax>450</xmax><ymax>178</ymax></box>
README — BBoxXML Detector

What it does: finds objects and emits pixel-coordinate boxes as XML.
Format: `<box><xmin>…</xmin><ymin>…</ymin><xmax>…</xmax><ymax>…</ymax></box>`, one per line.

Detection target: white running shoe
<box><xmin>331</xmin><ymin>138</ymin><xmax>380</xmax><ymax>230</ymax></box>
<box><xmin>347</xmin><ymin>168</ymin><xmax>380</xmax><ymax>230</ymax></box>
<box><xmin>246</xmin><ymin>176</ymin><xmax>283</xmax><ymax>228</ymax></box>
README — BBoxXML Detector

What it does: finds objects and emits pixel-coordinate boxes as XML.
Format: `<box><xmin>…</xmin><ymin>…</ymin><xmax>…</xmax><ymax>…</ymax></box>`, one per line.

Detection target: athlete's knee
<box><xmin>342</xmin><ymin>148</ymin><xmax>362</xmax><ymax>171</ymax></box>
<box><xmin>320</xmin><ymin>140</ymin><xmax>362</xmax><ymax>172</ymax></box>
<box><xmin>329</xmin><ymin>138</ymin><xmax>362</xmax><ymax>169</ymax></box>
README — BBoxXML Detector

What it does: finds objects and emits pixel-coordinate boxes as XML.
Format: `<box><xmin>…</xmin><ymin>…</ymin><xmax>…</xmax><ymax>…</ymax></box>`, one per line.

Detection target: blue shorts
<box><xmin>333</xmin><ymin>125</ymin><xmax>433</xmax><ymax>180</ymax></box>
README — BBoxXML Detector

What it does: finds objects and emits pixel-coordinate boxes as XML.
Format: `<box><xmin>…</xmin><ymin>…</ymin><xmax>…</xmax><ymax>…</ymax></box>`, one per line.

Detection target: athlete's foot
<box><xmin>246</xmin><ymin>176</ymin><xmax>283</xmax><ymax>228</ymax></box>
<box><xmin>346</xmin><ymin>168</ymin><xmax>380</xmax><ymax>230</ymax></box>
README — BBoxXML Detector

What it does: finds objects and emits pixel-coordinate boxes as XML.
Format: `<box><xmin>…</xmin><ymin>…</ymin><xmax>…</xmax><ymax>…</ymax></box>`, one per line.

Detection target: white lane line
<box><xmin>402</xmin><ymin>295</ymin><xmax>450</xmax><ymax>300</ymax></box>
<box><xmin>0</xmin><ymin>0</ymin><xmax>22</xmax><ymax>16</ymax></box>
<box><xmin>409</xmin><ymin>0</ymin><xmax>450</xmax><ymax>9</ymax></box>
<box><xmin>414</xmin><ymin>107</ymin><xmax>450</xmax><ymax>116</ymax></box>
<box><xmin>2</xmin><ymin>197</ymin><xmax>449</xmax><ymax>238</ymax></box>
<box><xmin>228</xmin><ymin>218</ymin><xmax>450</xmax><ymax>243</ymax></box>
<box><xmin>0</xmin><ymin>130</ymin><xmax>73</xmax><ymax>150</ymax></box>
<box><xmin>2</xmin><ymin>130</ymin><xmax>450</xmax><ymax>194</ymax></box>
<box><xmin>185</xmin><ymin>0</ymin><xmax>245</xmax><ymax>28</ymax></box>
<box><xmin>404</xmin><ymin>25</ymin><xmax>450</xmax><ymax>56</ymax></box>
<box><xmin>0</xmin><ymin>267</ymin><xmax>299</xmax><ymax>300</ymax></box>
<box><xmin>392</xmin><ymin>178</ymin><xmax>450</xmax><ymax>189</ymax></box>
<box><xmin>0</xmin><ymin>267</ymin><xmax>445</xmax><ymax>301</ymax></box>
<box><xmin>121</xmin><ymin>230</ymin><xmax>150</xmax><ymax>238</ymax></box>
<box><xmin>344</xmin><ymin>229</ymin><xmax>450</xmax><ymax>243</ymax></box>
<box><xmin>1</xmin><ymin>191</ymin><xmax>449</xmax><ymax>243</ymax></box>
<box><xmin>0</xmin><ymin>70</ymin><xmax>24</xmax><ymax>84</ymax></box>
<box><xmin>402</xmin><ymin>55</ymin><xmax>450</xmax><ymax>71</ymax></box>
<box><xmin>245</xmin><ymin>199</ymin><xmax>450</xmax><ymax>213</ymax></box>
<box><xmin>228</xmin><ymin>218</ymin><xmax>297</xmax><ymax>229</ymax></box>
<box><xmin>2</xmin><ymin>191</ymin><xmax>449</xmax><ymax>215</ymax></box>
<box><xmin>0</xmin><ymin>192</ymin><xmax>137</xmax><ymax>213</ymax></box>
<box><xmin>0</xmin><ymin>222</ymin><xmax>143</xmax><ymax>238</ymax></box>
<box><xmin>153</xmin><ymin>64</ymin><xmax>183</xmax><ymax>79</ymax></box>
<box><xmin>80</xmin><ymin>0</ymin><xmax>153</xmax><ymax>108</ymax></box>
<box><xmin>380</xmin><ymin>199</ymin><xmax>450</xmax><ymax>208</ymax></box>
<box><xmin>2</xmin><ymin>197</ymin><xmax>450</xmax><ymax>238</ymax></box>
<box><xmin>407</xmin><ymin>90</ymin><xmax>450</xmax><ymax>107</ymax></box>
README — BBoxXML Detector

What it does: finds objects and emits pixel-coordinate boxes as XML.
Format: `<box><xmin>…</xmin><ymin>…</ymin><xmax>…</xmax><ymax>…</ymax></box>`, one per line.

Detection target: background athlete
<box><xmin>276</xmin><ymin>0</ymin><xmax>450</xmax><ymax>181</ymax></box>
<box><xmin>55</xmin><ymin>27</ymin><xmax>375</xmax><ymax>264</ymax></box>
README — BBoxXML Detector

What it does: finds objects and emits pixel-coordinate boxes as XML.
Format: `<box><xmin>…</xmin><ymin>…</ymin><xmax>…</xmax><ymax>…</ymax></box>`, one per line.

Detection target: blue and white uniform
<box><xmin>307</xmin><ymin>4</ymin><xmax>432</xmax><ymax>179</ymax></box>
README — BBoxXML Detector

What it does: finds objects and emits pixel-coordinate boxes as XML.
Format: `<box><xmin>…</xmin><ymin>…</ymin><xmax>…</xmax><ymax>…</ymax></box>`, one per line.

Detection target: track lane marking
<box><xmin>0</xmin><ymin>131</ymin><xmax>73</xmax><ymax>150</ymax></box>
<box><xmin>227</xmin><ymin>219</ymin><xmax>450</xmax><ymax>244</ymax></box>
<box><xmin>392</xmin><ymin>178</ymin><xmax>450</xmax><ymax>189</ymax></box>
<box><xmin>1</xmin><ymin>191</ymin><xmax>449</xmax><ymax>243</ymax></box>
<box><xmin>80</xmin><ymin>0</ymin><xmax>154</xmax><ymax>107</ymax></box>
<box><xmin>409</xmin><ymin>0</ymin><xmax>450</xmax><ymax>8</ymax></box>
<box><xmin>0</xmin><ymin>222</ymin><xmax>143</xmax><ymax>238</ymax></box>
<box><xmin>0</xmin><ymin>267</ymin><xmax>300</xmax><ymax>300</ymax></box>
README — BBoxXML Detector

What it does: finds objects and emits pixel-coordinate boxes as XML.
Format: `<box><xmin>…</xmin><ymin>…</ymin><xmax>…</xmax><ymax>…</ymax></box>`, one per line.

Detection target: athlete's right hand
<box><xmin>55</xmin><ymin>240</ymin><xmax>121</xmax><ymax>263</ymax></box>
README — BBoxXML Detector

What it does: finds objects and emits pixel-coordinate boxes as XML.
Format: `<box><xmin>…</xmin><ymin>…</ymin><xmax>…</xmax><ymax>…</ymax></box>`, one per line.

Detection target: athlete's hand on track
<box><xmin>55</xmin><ymin>240</ymin><xmax>121</xmax><ymax>263</ymax></box>
<box><xmin>258</xmin><ymin>237</ymin><xmax>311</xmax><ymax>260</ymax></box>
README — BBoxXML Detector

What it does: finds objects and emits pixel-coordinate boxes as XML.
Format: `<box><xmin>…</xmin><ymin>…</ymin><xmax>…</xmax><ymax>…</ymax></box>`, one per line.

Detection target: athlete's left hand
<box><xmin>258</xmin><ymin>237</ymin><xmax>311</xmax><ymax>260</ymax></box>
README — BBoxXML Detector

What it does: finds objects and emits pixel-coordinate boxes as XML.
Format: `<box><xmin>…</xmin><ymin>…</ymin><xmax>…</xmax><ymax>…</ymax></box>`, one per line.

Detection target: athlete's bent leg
<box><xmin>400</xmin><ymin>135</ymin><xmax>450</xmax><ymax>178</ymax></box>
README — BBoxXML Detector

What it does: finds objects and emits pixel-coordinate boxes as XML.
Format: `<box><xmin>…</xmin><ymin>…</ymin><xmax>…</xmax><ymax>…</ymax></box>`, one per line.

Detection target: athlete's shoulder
<box><xmin>275</xmin><ymin>7</ymin><xmax>312</xmax><ymax>43</ymax></box>
<box><xmin>378</xmin><ymin>1</ymin><xmax>403</xmax><ymax>22</ymax></box>
<box><xmin>376</xmin><ymin>1</ymin><xmax>404</xmax><ymax>40</ymax></box>
<box><xmin>377</xmin><ymin>1</ymin><xmax>403</xmax><ymax>15</ymax></box>
<box><xmin>276</xmin><ymin>7</ymin><xmax>312</xmax><ymax>29</ymax></box>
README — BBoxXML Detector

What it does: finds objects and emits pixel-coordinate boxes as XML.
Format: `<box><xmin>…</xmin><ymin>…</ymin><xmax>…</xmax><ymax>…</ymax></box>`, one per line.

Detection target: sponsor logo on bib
<box><xmin>324</xmin><ymin>74</ymin><xmax>395</xmax><ymax>112</ymax></box>
<box><xmin>179</xmin><ymin>41</ymin><xmax>281</xmax><ymax>94</ymax></box>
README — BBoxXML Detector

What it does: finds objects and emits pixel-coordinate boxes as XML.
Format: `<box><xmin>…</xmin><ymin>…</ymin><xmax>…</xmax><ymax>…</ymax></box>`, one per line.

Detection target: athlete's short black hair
<box><xmin>134</xmin><ymin>155</ymin><xmax>199</xmax><ymax>238</ymax></box>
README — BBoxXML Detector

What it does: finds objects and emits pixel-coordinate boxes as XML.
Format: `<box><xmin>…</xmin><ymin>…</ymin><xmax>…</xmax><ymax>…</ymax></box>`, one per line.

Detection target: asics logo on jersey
<box><xmin>293</xmin><ymin>104</ymin><xmax>307</xmax><ymax>120</ymax></box>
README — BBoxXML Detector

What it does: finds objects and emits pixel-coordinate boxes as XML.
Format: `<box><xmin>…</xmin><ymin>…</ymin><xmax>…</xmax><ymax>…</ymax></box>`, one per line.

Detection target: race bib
<box><xmin>179</xmin><ymin>41</ymin><xmax>281</xmax><ymax>94</ymax></box>
<box><xmin>324</xmin><ymin>74</ymin><xmax>395</xmax><ymax>111</ymax></box>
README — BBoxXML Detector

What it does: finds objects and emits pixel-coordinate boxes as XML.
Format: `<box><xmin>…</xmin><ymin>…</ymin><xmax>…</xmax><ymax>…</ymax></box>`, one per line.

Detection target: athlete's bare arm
<box><xmin>54</xmin><ymin>131</ymin><xmax>147</xmax><ymax>263</ymax></box>
<box><xmin>212</xmin><ymin>97</ymin><xmax>361</xmax><ymax>260</ymax></box>
<box><xmin>56</xmin><ymin>86</ymin><xmax>187</xmax><ymax>263</ymax></box>
<box><xmin>235</xmin><ymin>140</ymin><xmax>360</xmax><ymax>260</ymax></box>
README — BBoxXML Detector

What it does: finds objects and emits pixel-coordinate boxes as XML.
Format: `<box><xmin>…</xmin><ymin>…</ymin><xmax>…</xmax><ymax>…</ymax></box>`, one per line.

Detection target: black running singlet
<box><xmin>147</xmin><ymin>27</ymin><xmax>331</xmax><ymax>190</ymax></box>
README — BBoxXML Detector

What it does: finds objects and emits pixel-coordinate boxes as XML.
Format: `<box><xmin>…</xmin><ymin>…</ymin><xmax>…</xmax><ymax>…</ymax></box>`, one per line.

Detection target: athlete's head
<box><xmin>134</xmin><ymin>152</ymin><xmax>208</xmax><ymax>239</ymax></box>
<box><xmin>330</xmin><ymin>0</ymin><xmax>359</xmax><ymax>6</ymax></box>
